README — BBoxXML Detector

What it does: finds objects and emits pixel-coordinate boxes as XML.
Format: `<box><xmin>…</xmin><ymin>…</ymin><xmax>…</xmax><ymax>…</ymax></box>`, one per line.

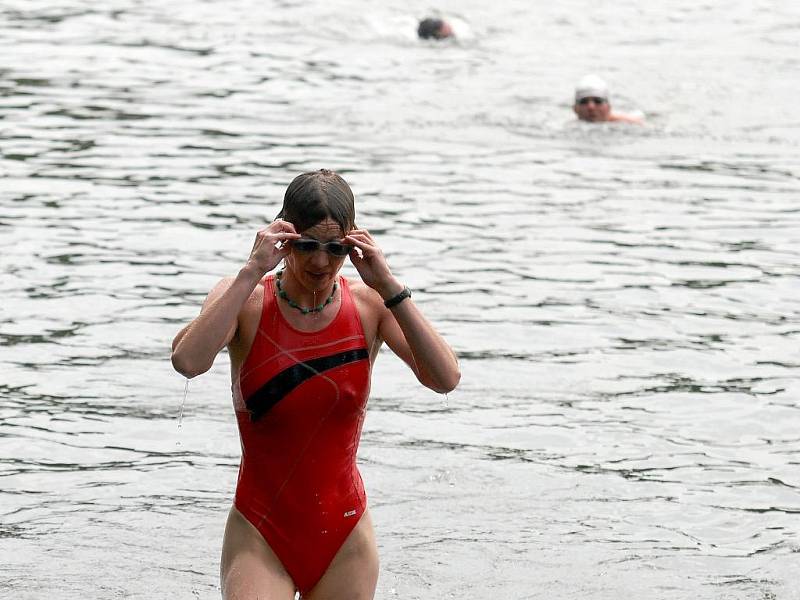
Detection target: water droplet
<box><xmin>178</xmin><ymin>378</ymin><xmax>189</xmax><ymax>430</ymax></box>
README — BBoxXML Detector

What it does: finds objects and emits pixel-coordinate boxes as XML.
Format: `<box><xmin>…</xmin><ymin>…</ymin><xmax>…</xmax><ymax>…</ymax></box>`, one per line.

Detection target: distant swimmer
<box><xmin>573</xmin><ymin>75</ymin><xmax>644</xmax><ymax>124</ymax></box>
<box><xmin>417</xmin><ymin>17</ymin><xmax>454</xmax><ymax>40</ymax></box>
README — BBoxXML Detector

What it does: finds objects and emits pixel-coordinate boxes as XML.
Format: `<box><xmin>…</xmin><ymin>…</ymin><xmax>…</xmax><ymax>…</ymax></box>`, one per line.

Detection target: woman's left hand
<box><xmin>344</xmin><ymin>229</ymin><xmax>403</xmax><ymax>299</ymax></box>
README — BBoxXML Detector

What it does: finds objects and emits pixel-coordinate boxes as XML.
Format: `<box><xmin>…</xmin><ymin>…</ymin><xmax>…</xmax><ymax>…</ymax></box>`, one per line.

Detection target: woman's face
<box><xmin>285</xmin><ymin>217</ymin><xmax>350</xmax><ymax>292</ymax></box>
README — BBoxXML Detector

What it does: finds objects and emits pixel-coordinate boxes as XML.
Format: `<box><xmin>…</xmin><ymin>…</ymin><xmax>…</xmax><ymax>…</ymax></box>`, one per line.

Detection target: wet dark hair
<box><xmin>275</xmin><ymin>169</ymin><xmax>356</xmax><ymax>234</ymax></box>
<box><xmin>418</xmin><ymin>18</ymin><xmax>444</xmax><ymax>39</ymax></box>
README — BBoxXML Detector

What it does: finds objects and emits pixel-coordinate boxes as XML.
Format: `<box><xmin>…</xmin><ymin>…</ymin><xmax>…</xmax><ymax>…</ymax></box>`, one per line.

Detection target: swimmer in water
<box><xmin>573</xmin><ymin>74</ymin><xmax>644</xmax><ymax>124</ymax></box>
<box><xmin>417</xmin><ymin>17</ymin><xmax>454</xmax><ymax>40</ymax></box>
<box><xmin>171</xmin><ymin>169</ymin><xmax>460</xmax><ymax>599</ymax></box>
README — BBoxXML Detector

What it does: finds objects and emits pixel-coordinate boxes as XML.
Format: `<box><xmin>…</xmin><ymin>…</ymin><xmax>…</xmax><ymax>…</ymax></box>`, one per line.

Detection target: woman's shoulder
<box><xmin>206</xmin><ymin>274</ymin><xmax>266</xmax><ymax>305</ymax></box>
<box><xmin>228</xmin><ymin>274</ymin><xmax>268</xmax><ymax>354</ymax></box>
<box><xmin>199</xmin><ymin>275</ymin><xmax>268</xmax><ymax>337</ymax></box>
<box><xmin>343</xmin><ymin>277</ymin><xmax>383</xmax><ymax>345</ymax></box>
<box><xmin>344</xmin><ymin>277</ymin><xmax>383</xmax><ymax>307</ymax></box>
<box><xmin>344</xmin><ymin>278</ymin><xmax>386</xmax><ymax>328</ymax></box>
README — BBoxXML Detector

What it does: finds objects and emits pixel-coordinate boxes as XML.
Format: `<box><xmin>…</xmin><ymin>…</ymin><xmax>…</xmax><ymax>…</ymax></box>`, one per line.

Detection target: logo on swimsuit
<box><xmin>343</xmin><ymin>509</ymin><xmax>357</xmax><ymax>517</ymax></box>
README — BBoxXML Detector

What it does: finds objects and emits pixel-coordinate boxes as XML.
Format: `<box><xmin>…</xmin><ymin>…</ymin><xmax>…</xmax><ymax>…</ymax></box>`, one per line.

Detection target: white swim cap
<box><xmin>575</xmin><ymin>74</ymin><xmax>609</xmax><ymax>103</ymax></box>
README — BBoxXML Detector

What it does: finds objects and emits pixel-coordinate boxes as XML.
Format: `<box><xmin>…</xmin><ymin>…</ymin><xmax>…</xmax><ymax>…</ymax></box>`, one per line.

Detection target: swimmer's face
<box><xmin>285</xmin><ymin>218</ymin><xmax>350</xmax><ymax>292</ymax></box>
<box><xmin>574</xmin><ymin>96</ymin><xmax>611</xmax><ymax>122</ymax></box>
<box><xmin>436</xmin><ymin>22</ymin><xmax>454</xmax><ymax>39</ymax></box>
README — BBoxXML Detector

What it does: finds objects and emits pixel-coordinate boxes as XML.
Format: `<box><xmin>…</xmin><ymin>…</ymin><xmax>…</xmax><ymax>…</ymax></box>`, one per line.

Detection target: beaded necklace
<box><xmin>275</xmin><ymin>270</ymin><xmax>337</xmax><ymax>315</ymax></box>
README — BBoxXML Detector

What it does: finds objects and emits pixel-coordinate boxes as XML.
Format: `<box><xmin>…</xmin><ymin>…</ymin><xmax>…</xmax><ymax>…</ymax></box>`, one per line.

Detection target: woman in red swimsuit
<box><xmin>171</xmin><ymin>169</ymin><xmax>460</xmax><ymax>599</ymax></box>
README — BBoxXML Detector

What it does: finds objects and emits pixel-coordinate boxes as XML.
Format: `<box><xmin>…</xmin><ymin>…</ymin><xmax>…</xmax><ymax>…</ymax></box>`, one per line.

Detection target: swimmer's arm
<box><xmin>377</xmin><ymin>283</ymin><xmax>461</xmax><ymax>394</ymax></box>
<box><xmin>344</xmin><ymin>227</ymin><xmax>459</xmax><ymax>394</ymax></box>
<box><xmin>172</xmin><ymin>221</ymin><xmax>297</xmax><ymax>378</ymax></box>
<box><xmin>170</xmin><ymin>266</ymin><xmax>261</xmax><ymax>378</ymax></box>
<box><xmin>609</xmin><ymin>112</ymin><xmax>644</xmax><ymax>125</ymax></box>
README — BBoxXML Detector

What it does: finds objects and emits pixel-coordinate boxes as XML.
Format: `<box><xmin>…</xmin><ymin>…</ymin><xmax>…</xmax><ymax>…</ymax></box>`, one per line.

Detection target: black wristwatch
<box><xmin>384</xmin><ymin>286</ymin><xmax>411</xmax><ymax>309</ymax></box>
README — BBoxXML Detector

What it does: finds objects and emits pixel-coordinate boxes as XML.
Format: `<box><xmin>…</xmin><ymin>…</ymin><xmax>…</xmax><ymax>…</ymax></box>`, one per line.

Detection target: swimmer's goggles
<box><xmin>577</xmin><ymin>96</ymin><xmax>607</xmax><ymax>105</ymax></box>
<box><xmin>291</xmin><ymin>238</ymin><xmax>353</xmax><ymax>257</ymax></box>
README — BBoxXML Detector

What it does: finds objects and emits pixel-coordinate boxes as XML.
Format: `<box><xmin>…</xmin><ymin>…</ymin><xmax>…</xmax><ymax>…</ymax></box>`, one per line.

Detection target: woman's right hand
<box><xmin>246</xmin><ymin>219</ymin><xmax>301</xmax><ymax>276</ymax></box>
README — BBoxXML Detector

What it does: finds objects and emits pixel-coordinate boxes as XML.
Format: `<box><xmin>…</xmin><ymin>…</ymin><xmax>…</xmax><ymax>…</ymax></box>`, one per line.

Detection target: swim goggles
<box><xmin>291</xmin><ymin>238</ymin><xmax>353</xmax><ymax>257</ymax></box>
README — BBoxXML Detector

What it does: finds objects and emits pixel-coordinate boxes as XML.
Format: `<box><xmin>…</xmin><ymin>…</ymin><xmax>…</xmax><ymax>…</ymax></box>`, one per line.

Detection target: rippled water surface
<box><xmin>2</xmin><ymin>1</ymin><xmax>800</xmax><ymax>598</ymax></box>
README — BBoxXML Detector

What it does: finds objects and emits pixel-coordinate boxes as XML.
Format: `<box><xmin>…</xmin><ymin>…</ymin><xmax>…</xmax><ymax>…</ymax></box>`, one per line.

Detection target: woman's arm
<box><xmin>170</xmin><ymin>268</ymin><xmax>260</xmax><ymax>378</ymax></box>
<box><xmin>170</xmin><ymin>220</ymin><xmax>300</xmax><ymax>378</ymax></box>
<box><xmin>345</xmin><ymin>229</ymin><xmax>460</xmax><ymax>393</ymax></box>
<box><xmin>377</xmin><ymin>289</ymin><xmax>461</xmax><ymax>393</ymax></box>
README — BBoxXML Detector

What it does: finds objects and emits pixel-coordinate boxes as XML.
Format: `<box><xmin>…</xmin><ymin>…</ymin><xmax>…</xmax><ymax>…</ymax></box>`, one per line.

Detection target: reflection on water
<box><xmin>2</xmin><ymin>0</ymin><xmax>800</xmax><ymax>598</ymax></box>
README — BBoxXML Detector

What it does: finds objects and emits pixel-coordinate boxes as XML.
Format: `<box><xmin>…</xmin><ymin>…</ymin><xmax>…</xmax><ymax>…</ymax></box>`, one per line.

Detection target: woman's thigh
<box><xmin>303</xmin><ymin>509</ymin><xmax>379</xmax><ymax>600</ymax></box>
<box><xmin>220</xmin><ymin>506</ymin><xmax>297</xmax><ymax>600</ymax></box>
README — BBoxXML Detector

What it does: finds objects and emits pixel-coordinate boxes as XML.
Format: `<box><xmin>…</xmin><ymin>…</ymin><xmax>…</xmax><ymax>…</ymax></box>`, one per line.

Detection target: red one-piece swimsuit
<box><xmin>234</xmin><ymin>274</ymin><xmax>371</xmax><ymax>594</ymax></box>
